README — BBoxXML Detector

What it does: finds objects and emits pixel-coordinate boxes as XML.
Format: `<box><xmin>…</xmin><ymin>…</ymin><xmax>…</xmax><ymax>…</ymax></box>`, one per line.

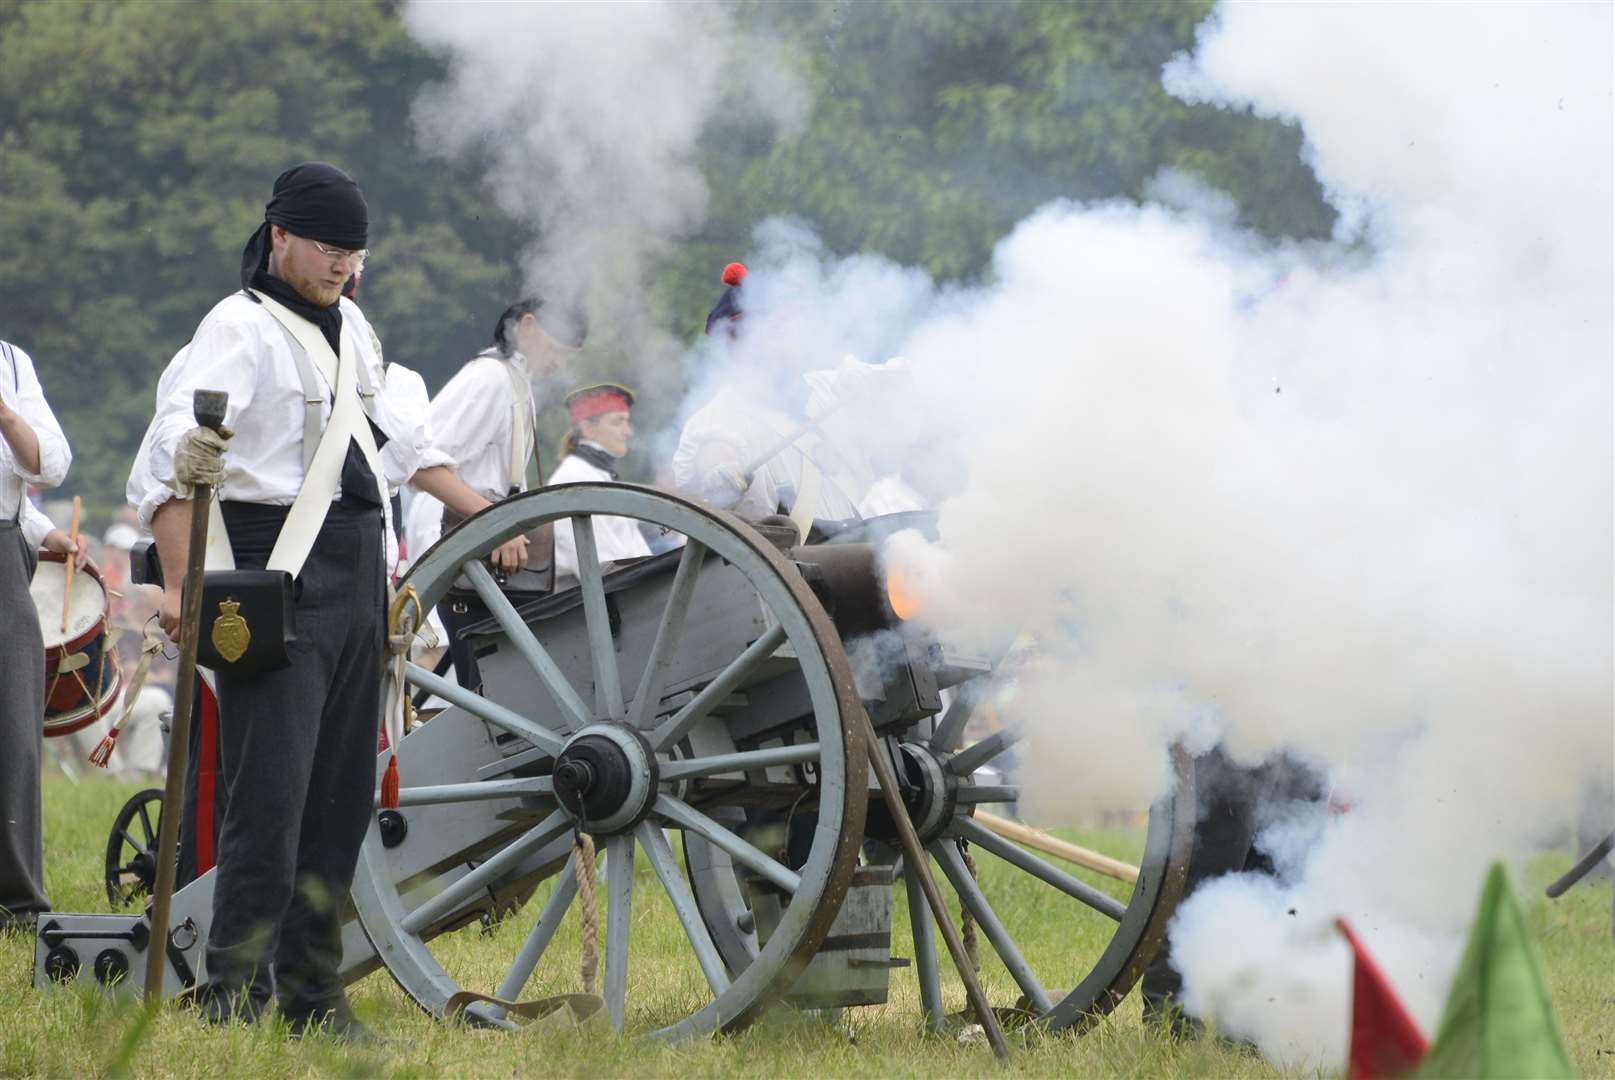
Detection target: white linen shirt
<box><xmin>548</xmin><ymin>445</ymin><xmax>652</xmax><ymax>585</ymax></box>
<box><xmin>130</xmin><ymin>294</ymin><xmax>415</xmax><ymax>531</ymax></box>
<box><xmin>1</xmin><ymin>341</ymin><xmax>72</xmax><ymax>529</ymax></box>
<box><xmin>126</xmin><ymin>345</ymin><xmax>189</xmax><ymax>527</ymax></box>
<box><xmin>379</xmin><ymin>363</ymin><xmax>432</xmax><ymax>491</ymax></box>
<box><xmin>671</xmin><ymin>385</ymin><xmax>859</xmax><ymax>523</ymax></box>
<box><xmin>19</xmin><ymin>497</ymin><xmax>56</xmax><ymax>549</ymax></box>
<box><xmin>380</xmin><ymin>363</ymin><xmax>432</xmax><ymax>578</ymax></box>
<box><xmin>419</xmin><ymin>349</ymin><xmax>537</xmax><ymax>498</ymax></box>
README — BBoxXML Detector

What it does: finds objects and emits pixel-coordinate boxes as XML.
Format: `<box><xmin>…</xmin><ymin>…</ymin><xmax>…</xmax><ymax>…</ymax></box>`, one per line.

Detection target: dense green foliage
<box><xmin>0</xmin><ymin>0</ymin><xmax>1330</xmax><ymax>523</ymax></box>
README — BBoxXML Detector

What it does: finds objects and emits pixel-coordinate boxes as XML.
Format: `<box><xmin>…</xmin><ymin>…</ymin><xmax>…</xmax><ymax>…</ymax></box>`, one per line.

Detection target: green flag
<box><xmin>1417</xmin><ymin>862</ymin><xmax>1574</xmax><ymax>1079</ymax></box>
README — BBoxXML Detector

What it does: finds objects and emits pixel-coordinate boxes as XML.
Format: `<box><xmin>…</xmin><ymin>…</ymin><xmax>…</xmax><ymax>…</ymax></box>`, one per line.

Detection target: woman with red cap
<box><xmin>548</xmin><ymin>382</ymin><xmax>651</xmax><ymax>587</ymax></box>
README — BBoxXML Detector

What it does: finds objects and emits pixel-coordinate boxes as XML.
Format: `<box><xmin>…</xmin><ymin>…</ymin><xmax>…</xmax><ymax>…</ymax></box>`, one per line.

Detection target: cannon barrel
<box><xmin>788</xmin><ymin>543</ymin><xmax>899</xmax><ymax>640</ymax></box>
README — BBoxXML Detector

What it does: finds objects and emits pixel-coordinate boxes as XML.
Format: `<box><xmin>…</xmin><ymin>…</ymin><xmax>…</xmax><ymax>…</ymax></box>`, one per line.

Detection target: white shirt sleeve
<box><xmin>402</xmin><ymin>490</ymin><xmax>443</xmax><ymax>575</ymax></box>
<box><xmin>378</xmin><ymin>363</ymin><xmax>433</xmax><ymax>490</ymax></box>
<box><xmin>20</xmin><ymin>496</ymin><xmax>54</xmax><ymax>549</ymax></box>
<box><xmin>126</xmin><ymin>345</ymin><xmax>189</xmax><ymax>525</ymax></box>
<box><xmin>1</xmin><ymin>342</ymin><xmax>72</xmax><ymax>488</ymax></box>
<box><xmin>134</xmin><ymin>307</ymin><xmax>264</xmax><ymax>528</ymax></box>
<box><xmin>423</xmin><ymin>359</ymin><xmax>514</xmax><ymax>490</ymax></box>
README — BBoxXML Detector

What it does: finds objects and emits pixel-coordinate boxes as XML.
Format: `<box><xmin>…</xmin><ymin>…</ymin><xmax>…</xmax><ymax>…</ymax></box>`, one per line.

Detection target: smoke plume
<box><xmin>680</xmin><ymin>3</ymin><xmax>1610</xmax><ymax>1066</ymax></box>
<box><xmin>404</xmin><ymin>0</ymin><xmax>806</xmax><ymax>360</ymax></box>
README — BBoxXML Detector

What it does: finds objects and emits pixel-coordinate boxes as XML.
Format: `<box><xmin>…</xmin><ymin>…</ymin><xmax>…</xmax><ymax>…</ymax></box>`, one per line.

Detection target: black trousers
<box><xmin>437</xmin><ymin>590</ymin><xmax>490</xmax><ymax>695</ymax></box>
<box><xmin>0</xmin><ymin>523</ymin><xmax>48</xmax><ymax>928</ymax></box>
<box><xmin>203</xmin><ymin>499</ymin><xmax>384</xmax><ymax>1015</ymax></box>
<box><xmin>1141</xmin><ymin>747</ymin><xmax>1323</xmax><ymax>1013</ymax></box>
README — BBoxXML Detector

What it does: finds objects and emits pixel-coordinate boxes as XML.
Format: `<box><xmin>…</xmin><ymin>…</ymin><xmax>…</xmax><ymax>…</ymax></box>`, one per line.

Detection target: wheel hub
<box><xmin>553</xmin><ymin>724</ymin><xmax>659</xmax><ymax>835</ymax></box>
<box><xmin>867</xmin><ymin>741</ymin><xmax>966</xmax><ymax>845</ymax></box>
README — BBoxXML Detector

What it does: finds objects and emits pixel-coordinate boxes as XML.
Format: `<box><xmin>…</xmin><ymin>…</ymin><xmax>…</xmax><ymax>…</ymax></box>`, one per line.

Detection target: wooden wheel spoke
<box><xmin>571</xmin><ymin>516</ymin><xmax>626</xmax><ymax>723</ymax></box>
<box><xmin>659</xmin><ymin>742</ymin><xmax>820</xmax><ymax>783</ymax></box>
<box><xmin>626</xmin><ymin>539</ymin><xmax>706</xmax><ymax>731</ymax></box>
<box><xmin>463</xmin><ymin>558</ymin><xmax>592</xmax><ymax>731</ymax></box>
<box><xmin>946</xmin><ymin>728</ymin><xmax>1022</xmax><ymax>777</ymax></box>
<box><xmin>405</xmin><ymin>660</ymin><xmax>565</xmax><ymax>756</ymax></box>
<box><xmin>954</xmin><ymin>785</ymin><xmax>1020</xmax><ymax>805</ymax></box>
<box><xmin>137</xmin><ymin>801</ymin><xmax>158</xmax><ymax>846</ymax></box>
<box><xmin>604</xmin><ymin>832</ymin><xmax>636</xmax><ymax>1030</ymax></box>
<box><xmin>654</xmin><ymin>794</ymin><xmax>801</xmax><ymax>894</ymax></box>
<box><xmin>904</xmin><ymin>860</ymin><xmax>945</xmax><ymax>1031</ymax></box>
<box><xmin>400</xmin><ymin>808</ymin><xmax>572</xmax><ymax>935</ymax></box>
<box><xmin>387</xmin><ymin>776</ymin><xmax>553</xmax><ymax>809</ymax></box>
<box><xmin>638</xmin><ymin>822</ymin><xmax>731</xmax><ymax>997</ymax></box>
<box><xmin>932</xmin><ymin>839</ymin><xmax>1053</xmax><ymax>1014</ymax></box>
<box><xmin>492</xmin><ymin>851</ymin><xmax>582</xmax><ymax>1011</ymax></box>
<box><xmin>650</xmin><ymin>624</ymin><xmax>787</xmax><ymax>751</ymax></box>
<box><xmin>930</xmin><ymin>679</ymin><xmax>984</xmax><ymax>752</ymax></box>
<box><xmin>951</xmin><ymin>816</ymin><xmax>1125</xmax><ymax>921</ymax></box>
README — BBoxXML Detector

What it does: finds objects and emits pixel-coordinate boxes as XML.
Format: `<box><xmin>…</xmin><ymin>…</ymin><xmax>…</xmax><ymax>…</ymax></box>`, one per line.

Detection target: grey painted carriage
<box><xmin>40</xmin><ymin>483</ymin><xmax>1193</xmax><ymax>1038</ymax></box>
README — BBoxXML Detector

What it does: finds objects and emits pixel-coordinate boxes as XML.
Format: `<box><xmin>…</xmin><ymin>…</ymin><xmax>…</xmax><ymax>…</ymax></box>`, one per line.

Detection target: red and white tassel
<box><xmin>88</xmin><ymin>627</ymin><xmax>162</xmax><ymax>769</ymax></box>
<box><xmin>380</xmin><ymin>754</ymin><xmax>400</xmax><ymax>810</ymax></box>
<box><xmin>88</xmin><ymin>725</ymin><xmax>121</xmax><ymax>768</ymax></box>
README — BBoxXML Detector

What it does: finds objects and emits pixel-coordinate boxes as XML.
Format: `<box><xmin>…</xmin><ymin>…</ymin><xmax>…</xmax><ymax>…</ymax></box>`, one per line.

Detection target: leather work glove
<box><xmin>173</xmin><ymin>425</ymin><xmax>232</xmax><ymax>493</ymax></box>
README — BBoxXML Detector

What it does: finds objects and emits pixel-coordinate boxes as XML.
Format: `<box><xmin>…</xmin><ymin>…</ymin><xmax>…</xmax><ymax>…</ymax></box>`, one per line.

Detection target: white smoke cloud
<box><xmin>671</xmin><ymin>2</ymin><xmax>1610</xmax><ymax>1067</ymax></box>
<box><xmin>404</xmin><ymin>0</ymin><xmax>807</xmax><ymax>351</ymax></box>
<box><xmin>404</xmin><ymin>0</ymin><xmax>1611</xmax><ymax>1066</ymax></box>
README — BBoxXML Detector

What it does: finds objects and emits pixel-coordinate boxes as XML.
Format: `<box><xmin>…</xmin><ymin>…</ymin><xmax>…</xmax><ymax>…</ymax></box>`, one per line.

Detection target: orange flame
<box><xmin>886</xmin><ymin>563</ymin><xmax>925</xmax><ymax>621</ymax></box>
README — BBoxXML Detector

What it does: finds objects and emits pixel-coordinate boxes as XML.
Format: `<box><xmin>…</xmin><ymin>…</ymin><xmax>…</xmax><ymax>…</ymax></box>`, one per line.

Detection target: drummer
<box><xmin>1</xmin><ymin>337</ymin><xmax>82</xmax><ymax>932</ymax></box>
<box><xmin>548</xmin><ymin>383</ymin><xmax>651</xmax><ymax>587</ymax></box>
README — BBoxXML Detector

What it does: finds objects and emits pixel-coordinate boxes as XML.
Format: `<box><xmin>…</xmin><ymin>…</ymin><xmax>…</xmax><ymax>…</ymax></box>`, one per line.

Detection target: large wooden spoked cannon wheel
<box><xmin>678</xmin><ymin>508</ymin><xmax>1197</xmax><ymax>1033</ymax></box>
<box><xmin>349</xmin><ymin>485</ymin><xmax>868</xmax><ymax>1038</ymax></box>
<box><xmin>686</xmin><ymin>674</ymin><xmax>1196</xmax><ymax>1032</ymax></box>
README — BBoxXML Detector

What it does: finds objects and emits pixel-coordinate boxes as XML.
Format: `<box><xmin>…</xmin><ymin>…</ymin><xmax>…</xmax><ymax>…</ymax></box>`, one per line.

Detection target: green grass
<box><xmin>4</xmin><ymin>775</ymin><xmax>1612</xmax><ymax>1078</ymax></box>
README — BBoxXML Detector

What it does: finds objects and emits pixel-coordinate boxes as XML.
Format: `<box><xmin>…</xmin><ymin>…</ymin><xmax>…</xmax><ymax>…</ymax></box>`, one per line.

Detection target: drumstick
<box><xmin>60</xmin><ymin>495</ymin><xmax>81</xmax><ymax>633</ymax></box>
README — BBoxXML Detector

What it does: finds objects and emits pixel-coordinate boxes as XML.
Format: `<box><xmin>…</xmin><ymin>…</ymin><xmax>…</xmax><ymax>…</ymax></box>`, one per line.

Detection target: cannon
<box><xmin>39</xmin><ymin>483</ymin><xmax>1193</xmax><ymax>1038</ymax></box>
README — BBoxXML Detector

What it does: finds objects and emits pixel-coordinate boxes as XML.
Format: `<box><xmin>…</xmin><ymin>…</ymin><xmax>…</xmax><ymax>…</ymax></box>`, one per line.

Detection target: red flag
<box><xmin>1337</xmin><ymin>918</ymin><xmax>1429</xmax><ymax>1078</ymax></box>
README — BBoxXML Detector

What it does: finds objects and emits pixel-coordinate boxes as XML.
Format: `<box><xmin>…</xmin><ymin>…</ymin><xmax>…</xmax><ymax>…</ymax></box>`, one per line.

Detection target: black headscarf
<box><xmin>240</xmin><ymin>162</ymin><xmax>369</xmax><ymax>352</ymax></box>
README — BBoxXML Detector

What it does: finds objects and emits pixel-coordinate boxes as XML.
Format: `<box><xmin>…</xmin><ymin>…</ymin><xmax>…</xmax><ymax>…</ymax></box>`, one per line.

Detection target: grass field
<box><xmin>3</xmin><ymin>774</ymin><xmax>1611</xmax><ymax>1078</ymax></box>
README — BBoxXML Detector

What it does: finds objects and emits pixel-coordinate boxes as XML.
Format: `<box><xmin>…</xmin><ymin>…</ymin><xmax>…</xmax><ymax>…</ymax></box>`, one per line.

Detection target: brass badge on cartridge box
<box><xmin>211</xmin><ymin>597</ymin><xmax>251</xmax><ymax>663</ymax></box>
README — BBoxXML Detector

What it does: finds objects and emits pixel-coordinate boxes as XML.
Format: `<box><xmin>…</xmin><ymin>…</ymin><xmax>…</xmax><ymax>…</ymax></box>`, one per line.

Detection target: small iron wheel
<box><xmin>104</xmin><ymin>788</ymin><xmax>164</xmax><ymax>908</ymax></box>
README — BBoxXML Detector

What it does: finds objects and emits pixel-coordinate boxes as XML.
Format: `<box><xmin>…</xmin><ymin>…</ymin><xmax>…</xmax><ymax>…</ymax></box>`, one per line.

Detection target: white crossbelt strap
<box><xmin>2</xmin><ymin>341</ymin><xmax>22</xmax><ymax>525</ymax></box>
<box><xmin>505</xmin><ymin>362</ymin><xmax>533</xmax><ymax>492</ymax></box>
<box><xmin>250</xmin><ymin>291</ymin><xmax>384</xmax><ymax>577</ymax></box>
<box><xmin>786</xmin><ymin>441</ymin><xmax>825</xmax><ymax>543</ymax></box>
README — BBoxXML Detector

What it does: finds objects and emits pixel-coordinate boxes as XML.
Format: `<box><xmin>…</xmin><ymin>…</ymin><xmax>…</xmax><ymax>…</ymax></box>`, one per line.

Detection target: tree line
<box><xmin>0</xmin><ymin>0</ymin><xmax>1330</xmax><ymax>527</ymax></box>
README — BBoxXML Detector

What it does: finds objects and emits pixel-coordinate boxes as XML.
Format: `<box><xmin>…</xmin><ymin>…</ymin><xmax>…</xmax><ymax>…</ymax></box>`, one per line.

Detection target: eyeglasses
<box><xmin>307</xmin><ymin>238</ymin><xmax>368</xmax><ymax>269</ymax></box>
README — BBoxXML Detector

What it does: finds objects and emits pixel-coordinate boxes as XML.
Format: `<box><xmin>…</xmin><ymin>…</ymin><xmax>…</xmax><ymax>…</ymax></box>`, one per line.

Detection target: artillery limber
<box><xmin>39</xmin><ymin>483</ymin><xmax>1193</xmax><ymax>1039</ymax></box>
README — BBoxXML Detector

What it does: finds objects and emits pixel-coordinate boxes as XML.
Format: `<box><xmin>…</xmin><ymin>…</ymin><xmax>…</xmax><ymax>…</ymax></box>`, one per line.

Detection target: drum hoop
<box><xmin>43</xmin><ymin>664</ymin><xmax>123</xmax><ymax>737</ymax></box>
<box><xmin>34</xmin><ymin>551</ymin><xmax>112</xmax><ymax>652</ymax></box>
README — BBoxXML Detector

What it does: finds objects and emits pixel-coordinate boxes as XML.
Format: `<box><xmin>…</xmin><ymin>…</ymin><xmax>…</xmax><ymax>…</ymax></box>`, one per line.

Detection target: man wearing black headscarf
<box><xmin>129</xmin><ymin>162</ymin><xmax>413</xmax><ymax>1039</ymax></box>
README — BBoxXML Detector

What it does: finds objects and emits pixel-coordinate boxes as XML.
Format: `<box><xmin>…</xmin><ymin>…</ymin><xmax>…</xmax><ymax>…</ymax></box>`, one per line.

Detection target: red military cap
<box><xmin>565</xmin><ymin>382</ymin><xmax>636</xmax><ymax>424</ymax></box>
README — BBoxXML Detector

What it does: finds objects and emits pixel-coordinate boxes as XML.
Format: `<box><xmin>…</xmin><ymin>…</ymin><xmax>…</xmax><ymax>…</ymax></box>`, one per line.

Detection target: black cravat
<box><xmin>571</xmin><ymin>442</ymin><xmax>619</xmax><ymax>480</ymax></box>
